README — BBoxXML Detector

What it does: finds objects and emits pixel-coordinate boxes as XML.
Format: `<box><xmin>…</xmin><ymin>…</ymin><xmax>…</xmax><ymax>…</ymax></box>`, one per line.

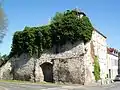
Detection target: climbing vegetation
<box><xmin>94</xmin><ymin>56</ymin><xmax>100</xmax><ymax>81</ymax></box>
<box><xmin>9</xmin><ymin>9</ymin><xmax>93</xmax><ymax>58</ymax></box>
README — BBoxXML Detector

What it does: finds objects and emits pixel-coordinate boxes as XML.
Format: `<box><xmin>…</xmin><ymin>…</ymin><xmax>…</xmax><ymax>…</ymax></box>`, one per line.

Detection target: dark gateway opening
<box><xmin>40</xmin><ymin>62</ymin><xmax>53</xmax><ymax>82</ymax></box>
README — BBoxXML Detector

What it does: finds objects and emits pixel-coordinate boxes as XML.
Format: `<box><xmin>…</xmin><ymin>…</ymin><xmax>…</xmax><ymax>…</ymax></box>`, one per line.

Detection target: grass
<box><xmin>0</xmin><ymin>80</ymin><xmax>30</xmax><ymax>83</ymax></box>
<box><xmin>0</xmin><ymin>80</ymin><xmax>77</xmax><ymax>86</ymax></box>
<box><xmin>0</xmin><ymin>80</ymin><xmax>58</xmax><ymax>85</ymax></box>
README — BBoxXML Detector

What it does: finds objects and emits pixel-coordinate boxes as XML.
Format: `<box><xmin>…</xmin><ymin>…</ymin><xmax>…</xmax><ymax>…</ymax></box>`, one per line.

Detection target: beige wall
<box><xmin>107</xmin><ymin>54</ymin><xmax>118</xmax><ymax>79</ymax></box>
<box><xmin>91</xmin><ymin>30</ymin><xmax>107</xmax><ymax>79</ymax></box>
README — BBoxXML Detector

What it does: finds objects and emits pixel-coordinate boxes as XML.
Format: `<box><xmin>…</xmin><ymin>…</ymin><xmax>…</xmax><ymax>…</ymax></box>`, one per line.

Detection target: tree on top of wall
<box><xmin>9</xmin><ymin>9</ymin><xmax>93</xmax><ymax>58</ymax></box>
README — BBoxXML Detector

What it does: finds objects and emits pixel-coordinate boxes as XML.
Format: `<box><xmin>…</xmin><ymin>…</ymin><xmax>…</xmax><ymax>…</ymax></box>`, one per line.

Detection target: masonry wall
<box><xmin>53</xmin><ymin>57</ymin><xmax>85</xmax><ymax>84</ymax></box>
<box><xmin>10</xmin><ymin>54</ymin><xmax>36</xmax><ymax>81</ymax></box>
<box><xmin>92</xmin><ymin>30</ymin><xmax>107</xmax><ymax>79</ymax></box>
<box><xmin>36</xmin><ymin>41</ymin><xmax>86</xmax><ymax>84</ymax></box>
<box><xmin>0</xmin><ymin>41</ymin><xmax>94</xmax><ymax>84</ymax></box>
<box><xmin>0</xmin><ymin>61</ymin><xmax>13</xmax><ymax>80</ymax></box>
<box><xmin>84</xmin><ymin>41</ymin><xmax>95</xmax><ymax>84</ymax></box>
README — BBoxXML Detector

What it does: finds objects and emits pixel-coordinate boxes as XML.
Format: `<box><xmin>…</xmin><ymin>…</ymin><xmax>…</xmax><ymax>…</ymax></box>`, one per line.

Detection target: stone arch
<box><xmin>40</xmin><ymin>62</ymin><xmax>53</xmax><ymax>82</ymax></box>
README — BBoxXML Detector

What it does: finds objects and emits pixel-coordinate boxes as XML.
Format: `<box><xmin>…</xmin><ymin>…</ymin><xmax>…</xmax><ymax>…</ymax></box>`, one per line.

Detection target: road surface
<box><xmin>0</xmin><ymin>82</ymin><xmax>120</xmax><ymax>90</ymax></box>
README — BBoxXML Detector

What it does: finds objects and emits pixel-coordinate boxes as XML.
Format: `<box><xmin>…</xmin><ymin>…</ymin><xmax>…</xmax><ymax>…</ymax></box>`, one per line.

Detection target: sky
<box><xmin>0</xmin><ymin>0</ymin><xmax>120</xmax><ymax>55</ymax></box>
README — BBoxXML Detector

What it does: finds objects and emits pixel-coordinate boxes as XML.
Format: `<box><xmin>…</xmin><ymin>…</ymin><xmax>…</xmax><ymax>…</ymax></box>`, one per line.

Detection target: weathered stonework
<box><xmin>0</xmin><ymin>61</ymin><xmax>13</xmax><ymax>80</ymax></box>
<box><xmin>10</xmin><ymin>54</ymin><xmax>36</xmax><ymax>81</ymax></box>
<box><xmin>36</xmin><ymin>41</ymin><xmax>86</xmax><ymax>84</ymax></box>
<box><xmin>0</xmin><ymin>41</ymin><xmax>95</xmax><ymax>85</ymax></box>
<box><xmin>84</xmin><ymin>41</ymin><xmax>95</xmax><ymax>84</ymax></box>
<box><xmin>53</xmin><ymin>57</ymin><xmax>85</xmax><ymax>84</ymax></box>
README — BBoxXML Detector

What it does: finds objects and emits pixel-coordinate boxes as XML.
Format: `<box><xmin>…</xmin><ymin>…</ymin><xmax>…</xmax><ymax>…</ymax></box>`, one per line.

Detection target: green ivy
<box><xmin>9</xmin><ymin>25</ymin><xmax>52</xmax><ymax>58</ymax></box>
<box><xmin>94</xmin><ymin>56</ymin><xmax>100</xmax><ymax>81</ymax></box>
<box><xmin>9</xmin><ymin>9</ymin><xmax>93</xmax><ymax>58</ymax></box>
<box><xmin>50</xmin><ymin>10</ymin><xmax>93</xmax><ymax>45</ymax></box>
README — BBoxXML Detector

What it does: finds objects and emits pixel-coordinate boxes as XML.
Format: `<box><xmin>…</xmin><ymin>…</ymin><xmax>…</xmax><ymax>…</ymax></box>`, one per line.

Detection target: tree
<box><xmin>0</xmin><ymin>1</ymin><xmax>7</xmax><ymax>43</ymax></box>
<box><xmin>9</xmin><ymin>9</ymin><xmax>93</xmax><ymax>57</ymax></box>
<box><xmin>50</xmin><ymin>10</ymin><xmax>93</xmax><ymax>45</ymax></box>
<box><xmin>0</xmin><ymin>53</ymin><xmax>8</xmax><ymax>67</ymax></box>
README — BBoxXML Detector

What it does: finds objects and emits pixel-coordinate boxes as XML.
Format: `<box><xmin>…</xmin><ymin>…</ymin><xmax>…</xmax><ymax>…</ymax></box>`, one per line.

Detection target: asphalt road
<box><xmin>0</xmin><ymin>82</ymin><xmax>86</xmax><ymax>90</ymax></box>
<box><xmin>85</xmin><ymin>82</ymin><xmax>120</xmax><ymax>90</ymax></box>
<box><xmin>0</xmin><ymin>82</ymin><xmax>120</xmax><ymax>90</ymax></box>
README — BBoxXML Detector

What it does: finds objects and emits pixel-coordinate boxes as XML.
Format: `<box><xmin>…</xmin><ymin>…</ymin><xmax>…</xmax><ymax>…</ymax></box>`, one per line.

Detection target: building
<box><xmin>118</xmin><ymin>52</ymin><xmax>120</xmax><ymax>74</ymax></box>
<box><xmin>84</xmin><ymin>29</ymin><xmax>108</xmax><ymax>84</ymax></box>
<box><xmin>0</xmin><ymin>28</ymin><xmax>108</xmax><ymax>85</ymax></box>
<box><xmin>0</xmin><ymin>9</ymin><xmax>110</xmax><ymax>85</ymax></box>
<box><xmin>92</xmin><ymin>29</ymin><xmax>107</xmax><ymax>79</ymax></box>
<box><xmin>0</xmin><ymin>29</ymin><xmax>108</xmax><ymax>85</ymax></box>
<box><xmin>107</xmin><ymin>48</ymin><xmax>119</xmax><ymax>80</ymax></box>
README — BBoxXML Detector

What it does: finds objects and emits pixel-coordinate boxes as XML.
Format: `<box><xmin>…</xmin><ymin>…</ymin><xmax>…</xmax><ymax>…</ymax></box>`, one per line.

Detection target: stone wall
<box><xmin>0</xmin><ymin>61</ymin><xmax>12</xmax><ymax>80</ymax></box>
<box><xmin>36</xmin><ymin>41</ymin><xmax>86</xmax><ymax>84</ymax></box>
<box><xmin>53</xmin><ymin>57</ymin><xmax>85</xmax><ymax>84</ymax></box>
<box><xmin>84</xmin><ymin>41</ymin><xmax>95</xmax><ymax>84</ymax></box>
<box><xmin>0</xmin><ymin>41</ymin><xmax>94</xmax><ymax>84</ymax></box>
<box><xmin>10</xmin><ymin>54</ymin><xmax>36</xmax><ymax>81</ymax></box>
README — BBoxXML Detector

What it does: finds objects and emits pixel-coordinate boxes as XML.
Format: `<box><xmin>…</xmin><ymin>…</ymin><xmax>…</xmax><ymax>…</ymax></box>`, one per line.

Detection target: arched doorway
<box><xmin>40</xmin><ymin>62</ymin><xmax>53</xmax><ymax>82</ymax></box>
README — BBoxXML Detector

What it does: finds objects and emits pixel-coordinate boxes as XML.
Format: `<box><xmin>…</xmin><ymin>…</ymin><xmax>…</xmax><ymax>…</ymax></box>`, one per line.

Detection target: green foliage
<box><xmin>50</xmin><ymin>10</ymin><xmax>93</xmax><ymax>45</ymax></box>
<box><xmin>9</xmin><ymin>9</ymin><xmax>93</xmax><ymax>58</ymax></box>
<box><xmin>94</xmin><ymin>56</ymin><xmax>100</xmax><ymax>81</ymax></box>
<box><xmin>0</xmin><ymin>54</ymin><xmax>8</xmax><ymax>67</ymax></box>
<box><xmin>9</xmin><ymin>25</ymin><xmax>52</xmax><ymax>58</ymax></box>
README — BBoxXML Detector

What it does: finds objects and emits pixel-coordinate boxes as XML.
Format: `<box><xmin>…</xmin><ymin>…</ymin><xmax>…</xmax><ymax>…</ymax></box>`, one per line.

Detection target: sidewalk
<box><xmin>0</xmin><ymin>86</ymin><xmax>7</xmax><ymax>90</ymax></box>
<box><xmin>61</xmin><ymin>86</ymin><xmax>87</xmax><ymax>90</ymax></box>
<box><xmin>85</xmin><ymin>79</ymin><xmax>114</xmax><ymax>87</ymax></box>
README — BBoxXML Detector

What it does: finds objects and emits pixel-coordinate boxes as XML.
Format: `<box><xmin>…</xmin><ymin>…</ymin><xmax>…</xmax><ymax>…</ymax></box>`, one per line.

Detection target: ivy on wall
<box><xmin>9</xmin><ymin>9</ymin><xmax>93</xmax><ymax>58</ymax></box>
<box><xmin>50</xmin><ymin>10</ymin><xmax>93</xmax><ymax>45</ymax></box>
<box><xmin>9</xmin><ymin>25</ymin><xmax>52</xmax><ymax>58</ymax></box>
<box><xmin>94</xmin><ymin>56</ymin><xmax>100</xmax><ymax>81</ymax></box>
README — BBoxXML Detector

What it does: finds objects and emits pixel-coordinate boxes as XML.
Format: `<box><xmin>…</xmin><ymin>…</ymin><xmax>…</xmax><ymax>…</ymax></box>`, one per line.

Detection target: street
<box><xmin>0</xmin><ymin>82</ymin><xmax>120</xmax><ymax>90</ymax></box>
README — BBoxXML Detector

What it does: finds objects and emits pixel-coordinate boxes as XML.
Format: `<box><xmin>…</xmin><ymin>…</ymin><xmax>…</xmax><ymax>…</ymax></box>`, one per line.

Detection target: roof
<box><xmin>107</xmin><ymin>47</ymin><xmax>119</xmax><ymax>57</ymax></box>
<box><xmin>94</xmin><ymin>29</ymin><xmax>107</xmax><ymax>38</ymax></box>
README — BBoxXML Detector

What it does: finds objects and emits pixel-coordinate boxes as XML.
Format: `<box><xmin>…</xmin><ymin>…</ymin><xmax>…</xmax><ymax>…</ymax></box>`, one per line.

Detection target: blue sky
<box><xmin>0</xmin><ymin>0</ymin><xmax>120</xmax><ymax>55</ymax></box>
